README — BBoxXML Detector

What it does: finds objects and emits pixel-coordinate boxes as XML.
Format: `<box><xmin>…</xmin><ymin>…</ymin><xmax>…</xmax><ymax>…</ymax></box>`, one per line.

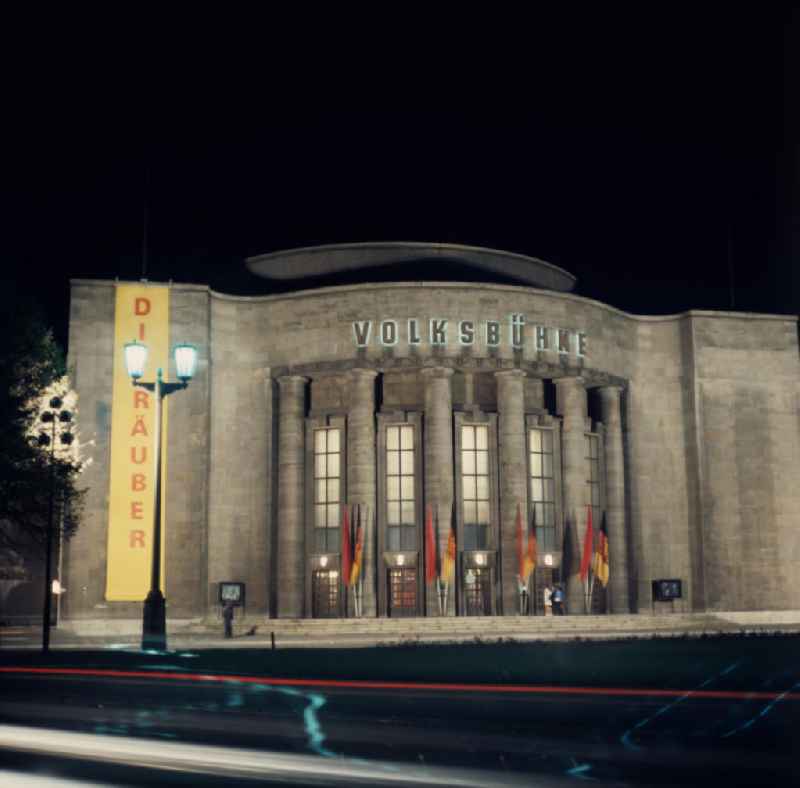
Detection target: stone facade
<box><xmin>63</xmin><ymin>271</ymin><xmax>800</xmax><ymax>623</ymax></box>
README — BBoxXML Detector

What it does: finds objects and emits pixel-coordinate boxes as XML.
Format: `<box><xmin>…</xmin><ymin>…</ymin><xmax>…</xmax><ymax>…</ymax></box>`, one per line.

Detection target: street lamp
<box><xmin>38</xmin><ymin>397</ymin><xmax>73</xmax><ymax>653</ymax></box>
<box><xmin>123</xmin><ymin>339</ymin><xmax>198</xmax><ymax>651</ymax></box>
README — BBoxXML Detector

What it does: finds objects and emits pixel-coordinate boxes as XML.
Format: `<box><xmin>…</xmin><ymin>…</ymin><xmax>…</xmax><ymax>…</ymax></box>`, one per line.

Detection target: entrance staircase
<box><xmin>181</xmin><ymin>611</ymin><xmax>800</xmax><ymax>644</ymax></box>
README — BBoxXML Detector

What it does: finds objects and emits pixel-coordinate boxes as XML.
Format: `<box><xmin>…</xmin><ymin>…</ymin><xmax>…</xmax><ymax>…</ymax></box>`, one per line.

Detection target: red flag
<box><xmin>579</xmin><ymin>504</ymin><xmax>594</xmax><ymax>582</ymax></box>
<box><xmin>341</xmin><ymin>504</ymin><xmax>352</xmax><ymax>582</ymax></box>
<box><xmin>515</xmin><ymin>502</ymin><xmax>526</xmax><ymax>579</ymax></box>
<box><xmin>425</xmin><ymin>504</ymin><xmax>437</xmax><ymax>584</ymax></box>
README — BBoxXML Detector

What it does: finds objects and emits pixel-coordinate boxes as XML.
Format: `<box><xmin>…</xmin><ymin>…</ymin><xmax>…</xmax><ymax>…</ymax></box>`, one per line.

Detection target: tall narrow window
<box><xmin>313</xmin><ymin>427</ymin><xmax>341</xmax><ymax>553</ymax></box>
<box><xmin>386</xmin><ymin>424</ymin><xmax>416</xmax><ymax>551</ymax></box>
<box><xmin>585</xmin><ymin>433</ymin><xmax>601</xmax><ymax>519</ymax></box>
<box><xmin>461</xmin><ymin>424</ymin><xmax>490</xmax><ymax>549</ymax></box>
<box><xmin>529</xmin><ymin>428</ymin><xmax>556</xmax><ymax>551</ymax></box>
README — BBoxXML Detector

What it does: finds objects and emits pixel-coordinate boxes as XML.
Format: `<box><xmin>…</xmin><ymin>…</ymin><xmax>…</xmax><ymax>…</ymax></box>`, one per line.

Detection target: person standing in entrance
<box><xmin>223</xmin><ymin>600</ymin><xmax>234</xmax><ymax>638</ymax></box>
<box><xmin>552</xmin><ymin>584</ymin><xmax>565</xmax><ymax>615</ymax></box>
<box><xmin>543</xmin><ymin>584</ymin><xmax>553</xmax><ymax>616</ymax></box>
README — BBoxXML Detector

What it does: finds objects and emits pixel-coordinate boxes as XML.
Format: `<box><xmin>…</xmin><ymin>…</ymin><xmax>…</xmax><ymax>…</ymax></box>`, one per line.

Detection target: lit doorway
<box><xmin>388</xmin><ymin>567</ymin><xmax>417</xmax><ymax>617</ymax></box>
<box><xmin>311</xmin><ymin>569</ymin><xmax>339</xmax><ymax>618</ymax></box>
<box><xmin>463</xmin><ymin>567</ymin><xmax>492</xmax><ymax>616</ymax></box>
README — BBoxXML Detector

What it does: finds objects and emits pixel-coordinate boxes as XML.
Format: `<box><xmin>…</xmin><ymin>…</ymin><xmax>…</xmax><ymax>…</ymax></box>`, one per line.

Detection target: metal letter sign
<box><xmin>352</xmin><ymin>314</ymin><xmax>587</xmax><ymax>358</ymax></box>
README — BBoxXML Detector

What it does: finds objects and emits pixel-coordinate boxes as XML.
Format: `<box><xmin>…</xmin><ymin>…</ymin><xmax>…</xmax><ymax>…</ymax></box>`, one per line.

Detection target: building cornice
<box><xmin>69</xmin><ymin>278</ymin><xmax>798</xmax><ymax>325</ymax></box>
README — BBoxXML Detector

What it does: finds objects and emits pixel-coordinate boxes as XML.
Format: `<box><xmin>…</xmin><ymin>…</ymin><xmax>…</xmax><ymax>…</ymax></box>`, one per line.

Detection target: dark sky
<box><xmin>4</xmin><ymin>8</ymin><xmax>798</xmax><ymax>351</ymax></box>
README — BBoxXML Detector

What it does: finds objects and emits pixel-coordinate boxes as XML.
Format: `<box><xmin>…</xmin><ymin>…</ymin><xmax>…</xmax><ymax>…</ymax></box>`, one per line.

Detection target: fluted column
<box><xmin>555</xmin><ymin>376</ymin><xmax>588</xmax><ymax>614</ymax></box>
<box><xmin>348</xmin><ymin>368</ymin><xmax>378</xmax><ymax>617</ymax></box>
<box><xmin>496</xmin><ymin>369</ymin><xmax>528</xmax><ymax>616</ymax></box>
<box><xmin>422</xmin><ymin>367</ymin><xmax>455</xmax><ymax>616</ymax></box>
<box><xmin>599</xmin><ymin>385</ymin><xmax>630</xmax><ymax>613</ymax></box>
<box><xmin>277</xmin><ymin>375</ymin><xmax>307</xmax><ymax>618</ymax></box>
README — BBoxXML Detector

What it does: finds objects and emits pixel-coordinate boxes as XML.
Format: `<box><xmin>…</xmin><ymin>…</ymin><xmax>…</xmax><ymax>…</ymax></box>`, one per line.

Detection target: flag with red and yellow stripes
<box><xmin>440</xmin><ymin>509</ymin><xmax>456</xmax><ymax>584</ymax></box>
<box><xmin>349</xmin><ymin>505</ymin><xmax>364</xmax><ymax>587</ymax></box>
<box><xmin>592</xmin><ymin>511</ymin><xmax>609</xmax><ymax>588</ymax></box>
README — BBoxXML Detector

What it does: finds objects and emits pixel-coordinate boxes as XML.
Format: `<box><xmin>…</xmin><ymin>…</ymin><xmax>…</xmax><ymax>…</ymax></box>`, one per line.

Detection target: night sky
<box><xmin>4</xmin><ymin>8</ymin><xmax>798</xmax><ymax>351</ymax></box>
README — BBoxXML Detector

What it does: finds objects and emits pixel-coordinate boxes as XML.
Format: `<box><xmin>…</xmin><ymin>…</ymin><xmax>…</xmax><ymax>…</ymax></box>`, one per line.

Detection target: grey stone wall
<box><xmin>690</xmin><ymin>314</ymin><xmax>800</xmax><ymax>611</ymax></box>
<box><xmin>206</xmin><ymin>298</ymin><xmax>273</xmax><ymax>618</ymax></box>
<box><xmin>626</xmin><ymin>318</ymin><xmax>694</xmax><ymax>613</ymax></box>
<box><xmin>65</xmin><ymin>278</ymin><xmax>800</xmax><ymax>620</ymax></box>
<box><xmin>63</xmin><ymin>282</ymin><xmax>116</xmax><ymax>620</ymax></box>
<box><xmin>165</xmin><ymin>288</ymin><xmax>211</xmax><ymax>618</ymax></box>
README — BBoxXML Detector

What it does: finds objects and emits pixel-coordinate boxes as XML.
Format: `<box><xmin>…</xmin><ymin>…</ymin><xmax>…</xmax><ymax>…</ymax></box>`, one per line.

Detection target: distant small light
<box><xmin>544</xmin><ymin>553</ymin><xmax>553</xmax><ymax>566</ymax></box>
<box><xmin>475</xmin><ymin>553</ymin><xmax>486</xmax><ymax>566</ymax></box>
<box><xmin>397</xmin><ymin>554</ymin><xmax>405</xmax><ymax>567</ymax></box>
<box><xmin>320</xmin><ymin>555</ymin><xmax>328</xmax><ymax>568</ymax></box>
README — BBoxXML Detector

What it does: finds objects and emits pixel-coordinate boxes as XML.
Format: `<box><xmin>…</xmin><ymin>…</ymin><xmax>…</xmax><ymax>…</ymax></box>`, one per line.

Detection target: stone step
<box><xmin>185</xmin><ymin>613</ymin><xmax>718</xmax><ymax>636</ymax></box>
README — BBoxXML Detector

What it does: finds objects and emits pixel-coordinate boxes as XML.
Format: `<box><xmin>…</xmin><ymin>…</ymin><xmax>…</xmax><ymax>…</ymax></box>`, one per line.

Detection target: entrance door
<box><xmin>312</xmin><ymin>569</ymin><xmax>339</xmax><ymax>618</ymax></box>
<box><xmin>463</xmin><ymin>567</ymin><xmax>492</xmax><ymax>616</ymax></box>
<box><xmin>532</xmin><ymin>568</ymin><xmax>562</xmax><ymax>615</ymax></box>
<box><xmin>388</xmin><ymin>568</ymin><xmax>417</xmax><ymax>617</ymax></box>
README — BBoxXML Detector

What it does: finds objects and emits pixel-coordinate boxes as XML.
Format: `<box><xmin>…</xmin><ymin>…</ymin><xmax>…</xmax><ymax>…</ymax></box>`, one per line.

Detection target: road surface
<box><xmin>0</xmin><ymin>639</ymin><xmax>797</xmax><ymax>785</ymax></box>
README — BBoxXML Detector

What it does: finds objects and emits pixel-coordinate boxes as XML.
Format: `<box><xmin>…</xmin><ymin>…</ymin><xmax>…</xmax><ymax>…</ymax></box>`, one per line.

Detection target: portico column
<box><xmin>598</xmin><ymin>385</ymin><xmax>630</xmax><ymax>613</ymax></box>
<box><xmin>555</xmin><ymin>376</ymin><xmax>588</xmax><ymax>614</ymax></box>
<box><xmin>422</xmin><ymin>367</ymin><xmax>455</xmax><ymax>616</ymax></box>
<box><xmin>348</xmin><ymin>368</ymin><xmax>378</xmax><ymax>617</ymax></box>
<box><xmin>495</xmin><ymin>369</ymin><xmax>527</xmax><ymax>616</ymax></box>
<box><xmin>277</xmin><ymin>375</ymin><xmax>307</xmax><ymax>618</ymax></box>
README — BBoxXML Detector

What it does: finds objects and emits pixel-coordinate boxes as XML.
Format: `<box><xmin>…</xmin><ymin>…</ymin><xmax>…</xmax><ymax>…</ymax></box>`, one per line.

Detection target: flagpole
<box><xmin>356</xmin><ymin>503</ymin><xmax>362</xmax><ymax>619</ymax></box>
<box><xmin>354</xmin><ymin>503</ymin><xmax>359</xmax><ymax>618</ymax></box>
<box><xmin>359</xmin><ymin>503</ymin><xmax>366</xmax><ymax>618</ymax></box>
<box><xmin>363</xmin><ymin>503</ymin><xmax>370</xmax><ymax>618</ymax></box>
<box><xmin>354</xmin><ymin>503</ymin><xmax>361</xmax><ymax>618</ymax></box>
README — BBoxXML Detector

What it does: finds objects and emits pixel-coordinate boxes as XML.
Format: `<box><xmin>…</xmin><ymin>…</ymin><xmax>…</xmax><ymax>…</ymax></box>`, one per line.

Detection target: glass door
<box><xmin>463</xmin><ymin>567</ymin><xmax>492</xmax><ymax>616</ymax></box>
<box><xmin>312</xmin><ymin>569</ymin><xmax>339</xmax><ymax>618</ymax></box>
<box><xmin>388</xmin><ymin>567</ymin><xmax>417</xmax><ymax>617</ymax></box>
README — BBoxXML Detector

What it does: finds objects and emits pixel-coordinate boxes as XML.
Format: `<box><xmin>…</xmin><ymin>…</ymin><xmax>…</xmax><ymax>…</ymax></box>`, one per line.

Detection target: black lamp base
<box><xmin>142</xmin><ymin>589</ymin><xmax>167</xmax><ymax>651</ymax></box>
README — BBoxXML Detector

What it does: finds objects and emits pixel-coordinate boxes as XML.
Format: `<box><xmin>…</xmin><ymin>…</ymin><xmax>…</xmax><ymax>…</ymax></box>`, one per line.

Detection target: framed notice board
<box><xmin>219</xmin><ymin>582</ymin><xmax>246</xmax><ymax>607</ymax></box>
<box><xmin>652</xmin><ymin>579</ymin><xmax>682</xmax><ymax>602</ymax></box>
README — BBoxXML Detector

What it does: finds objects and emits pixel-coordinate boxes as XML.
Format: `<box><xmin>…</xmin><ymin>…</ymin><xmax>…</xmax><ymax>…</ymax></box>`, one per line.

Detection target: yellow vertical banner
<box><xmin>106</xmin><ymin>284</ymin><xmax>170</xmax><ymax>601</ymax></box>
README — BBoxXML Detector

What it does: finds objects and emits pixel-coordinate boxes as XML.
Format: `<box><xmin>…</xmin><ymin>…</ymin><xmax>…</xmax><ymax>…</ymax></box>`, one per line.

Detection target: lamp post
<box><xmin>38</xmin><ymin>397</ymin><xmax>73</xmax><ymax>653</ymax></box>
<box><xmin>123</xmin><ymin>339</ymin><xmax>198</xmax><ymax>651</ymax></box>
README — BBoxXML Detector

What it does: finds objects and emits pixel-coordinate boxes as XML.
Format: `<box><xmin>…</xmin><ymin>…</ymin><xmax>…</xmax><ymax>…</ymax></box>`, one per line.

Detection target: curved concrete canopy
<box><xmin>245</xmin><ymin>242</ymin><xmax>576</xmax><ymax>292</ymax></box>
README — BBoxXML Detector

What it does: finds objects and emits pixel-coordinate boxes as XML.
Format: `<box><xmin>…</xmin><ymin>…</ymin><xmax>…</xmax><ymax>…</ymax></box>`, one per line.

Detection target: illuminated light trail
<box><xmin>565</xmin><ymin>757</ymin><xmax>593</xmax><ymax>780</ymax></box>
<box><xmin>721</xmin><ymin>679</ymin><xmax>800</xmax><ymax>738</ymax></box>
<box><xmin>225</xmin><ymin>679</ymin><xmax>336</xmax><ymax>758</ymax></box>
<box><xmin>1</xmin><ymin>664</ymin><xmax>798</xmax><ymax>701</ymax></box>
<box><xmin>0</xmin><ymin>725</ymin><xmax>531</xmax><ymax>786</ymax></box>
<box><xmin>620</xmin><ymin>661</ymin><xmax>741</xmax><ymax>751</ymax></box>
<box><xmin>250</xmin><ymin>683</ymin><xmax>337</xmax><ymax>758</ymax></box>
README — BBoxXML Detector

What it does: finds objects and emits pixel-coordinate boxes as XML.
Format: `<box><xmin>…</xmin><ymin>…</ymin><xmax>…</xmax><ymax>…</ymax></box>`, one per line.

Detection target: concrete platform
<box><xmin>4</xmin><ymin>611</ymin><xmax>798</xmax><ymax>650</ymax></box>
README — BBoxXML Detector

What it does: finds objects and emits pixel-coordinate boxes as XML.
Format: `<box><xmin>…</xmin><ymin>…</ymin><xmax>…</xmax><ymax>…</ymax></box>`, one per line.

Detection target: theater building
<box><xmin>62</xmin><ymin>243</ymin><xmax>800</xmax><ymax>627</ymax></box>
